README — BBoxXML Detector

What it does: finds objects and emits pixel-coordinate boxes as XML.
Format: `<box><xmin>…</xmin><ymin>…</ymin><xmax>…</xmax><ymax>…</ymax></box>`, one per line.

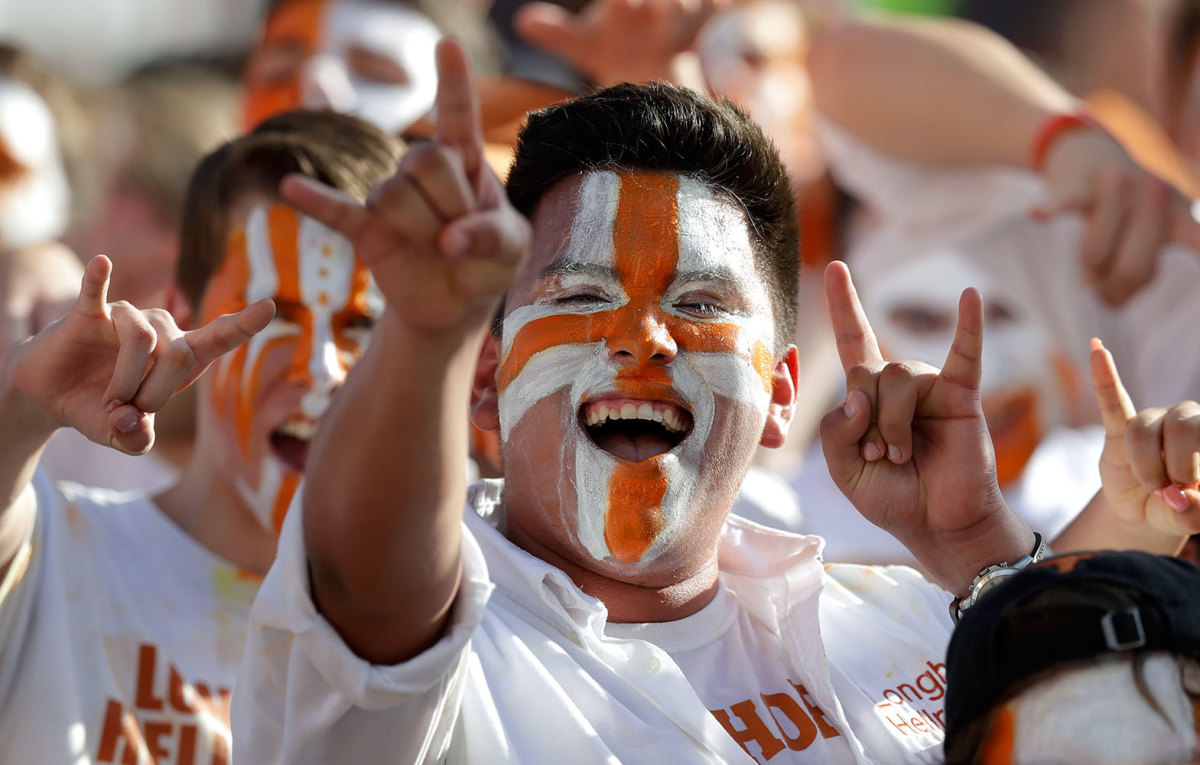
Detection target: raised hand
<box><xmin>514</xmin><ymin>0</ymin><xmax>725</xmax><ymax>88</ymax></box>
<box><xmin>1089</xmin><ymin>337</ymin><xmax>1200</xmax><ymax>535</ymax></box>
<box><xmin>1035</xmin><ymin>128</ymin><xmax>1200</xmax><ymax>306</ymax></box>
<box><xmin>819</xmin><ymin>261</ymin><xmax>1024</xmax><ymax>589</ymax></box>
<box><xmin>10</xmin><ymin>255</ymin><xmax>274</xmax><ymax>454</ymax></box>
<box><xmin>280</xmin><ymin>39</ymin><xmax>529</xmax><ymax>334</ymax></box>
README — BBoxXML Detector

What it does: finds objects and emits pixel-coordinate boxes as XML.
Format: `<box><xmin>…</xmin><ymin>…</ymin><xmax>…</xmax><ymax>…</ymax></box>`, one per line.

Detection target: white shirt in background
<box><xmin>0</xmin><ymin>470</ymin><xmax>256</xmax><ymax>763</ymax></box>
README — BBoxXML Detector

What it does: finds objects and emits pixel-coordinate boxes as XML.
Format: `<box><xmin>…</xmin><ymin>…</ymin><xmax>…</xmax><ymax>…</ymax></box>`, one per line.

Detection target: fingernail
<box><xmin>843</xmin><ymin>394</ymin><xmax>859</xmax><ymax>420</ymax></box>
<box><xmin>443</xmin><ymin>229</ymin><xmax>468</xmax><ymax>256</ymax></box>
<box><xmin>863</xmin><ymin>442</ymin><xmax>882</xmax><ymax>461</ymax></box>
<box><xmin>1158</xmin><ymin>485</ymin><xmax>1191</xmax><ymax>513</ymax></box>
<box><xmin>888</xmin><ymin>445</ymin><xmax>903</xmax><ymax>463</ymax></box>
<box><xmin>114</xmin><ymin>410</ymin><xmax>141</xmax><ymax>434</ymax></box>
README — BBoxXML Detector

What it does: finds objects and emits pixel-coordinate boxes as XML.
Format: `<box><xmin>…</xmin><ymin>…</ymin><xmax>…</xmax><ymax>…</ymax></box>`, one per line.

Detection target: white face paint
<box><xmin>497</xmin><ymin>171</ymin><xmax>776</xmax><ymax>567</ymax></box>
<box><xmin>859</xmin><ymin>251</ymin><xmax>1070</xmax><ymax>484</ymax></box>
<box><xmin>991</xmin><ymin>654</ymin><xmax>1200</xmax><ymax>764</ymax></box>
<box><xmin>0</xmin><ymin>77</ymin><xmax>69</xmax><ymax>249</ymax></box>
<box><xmin>307</xmin><ymin>1</ymin><xmax>441</xmax><ymax>135</ymax></box>
<box><xmin>203</xmin><ymin>203</ymin><xmax>378</xmax><ymax>533</ymax></box>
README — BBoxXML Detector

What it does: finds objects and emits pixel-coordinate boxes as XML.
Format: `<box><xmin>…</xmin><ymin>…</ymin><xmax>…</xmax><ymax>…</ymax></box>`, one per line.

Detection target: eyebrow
<box><xmin>672</xmin><ymin>266</ymin><xmax>742</xmax><ymax>288</ymax></box>
<box><xmin>537</xmin><ymin>259</ymin><xmax>616</xmax><ymax>282</ymax></box>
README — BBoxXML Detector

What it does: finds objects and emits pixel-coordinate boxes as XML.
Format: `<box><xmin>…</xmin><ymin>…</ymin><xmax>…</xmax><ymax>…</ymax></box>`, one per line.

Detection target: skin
<box><xmin>807</xmin><ymin>15</ymin><xmax>1200</xmax><ymax>307</ymax></box>
<box><xmin>289</xmin><ymin>40</ymin><xmax>1200</xmax><ymax>669</ymax></box>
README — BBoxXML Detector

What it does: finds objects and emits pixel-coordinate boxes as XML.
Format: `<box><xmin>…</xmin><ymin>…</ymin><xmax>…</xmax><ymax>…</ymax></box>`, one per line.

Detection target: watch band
<box><xmin>951</xmin><ymin>532</ymin><xmax>1050</xmax><ymax>623</ymax></box>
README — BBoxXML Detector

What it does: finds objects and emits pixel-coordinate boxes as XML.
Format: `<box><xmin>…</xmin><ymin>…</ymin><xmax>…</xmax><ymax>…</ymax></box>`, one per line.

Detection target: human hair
<box><xmin>176</xmin><ymin>109</ymin><xmax>402</xmax><ymax>312</ymax></box>
<box><xmin>505</xmin><ymin>81</ymin><xmax>799</xmax><ymax>352</ymax></box>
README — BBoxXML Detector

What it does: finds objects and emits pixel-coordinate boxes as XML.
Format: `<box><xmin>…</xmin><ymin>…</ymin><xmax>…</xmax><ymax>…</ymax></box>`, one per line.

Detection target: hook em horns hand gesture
<box><xmin>279</xmin><ymin>39</ymin><xmax>530</xmax><ymax>335</ymax></box>
<box><xmin>10</xmin><ymin>255</ymin><xmax>274</xmax><ymax>455</ymax></box>
<box><xmin>1089</xmin><ymin>338</ymin><xmax>1200</xmax><ymax>537</ymax></box>
<box><xmin>820</xmin><ymin>261</ymin><xmax>1030</xmax><ymax>593</ymax></box>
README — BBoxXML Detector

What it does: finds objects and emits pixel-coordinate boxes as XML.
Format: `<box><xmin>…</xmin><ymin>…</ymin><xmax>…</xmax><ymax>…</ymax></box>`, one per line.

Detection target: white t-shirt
<box><xmin>0</xmin><ymin>470</ymin><xmax>257</xmax><ymax>763</ymax></box>
<box><xmin>605</xmin><ymin>585</ymin><xmax>856</xmax><ymax>763</ymax></box>
<box><xmin>234</xmin><ymin>479</ymin><xmax>956</xmax><ymax>764</ymax></box>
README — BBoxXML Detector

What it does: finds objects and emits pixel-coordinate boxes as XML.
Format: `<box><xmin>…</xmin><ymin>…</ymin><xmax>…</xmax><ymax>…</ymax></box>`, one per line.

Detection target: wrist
<box><xmin>1</xmin><ymin>338</ymin><xmax>60</xmax><ymax>444</ymax></box>
<box><xmin>904</xmin><ymin>504</ymin><xmax>1034</xmax><ymax>596</ymax></box>
<box><xmin>1030</xmin><ymin>110</ymin><xmax>1106</xmax><ymax>173</ymax></box>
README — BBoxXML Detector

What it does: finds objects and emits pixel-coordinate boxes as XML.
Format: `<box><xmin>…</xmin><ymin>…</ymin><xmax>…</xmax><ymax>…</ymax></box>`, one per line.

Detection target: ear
<box><xmin>166</xmin><ymin>285</ymin><xmax>195</xmax><ymax>331</ymax></box>
<box><xmin>760</xmin><ymin>344</ymin><xmax>800</xmax><ymax>449</ymax></box>
<box><xmin>470</xmin><ymin>332</ymin><xmax>502</xmax><ymax>432</ymax></box>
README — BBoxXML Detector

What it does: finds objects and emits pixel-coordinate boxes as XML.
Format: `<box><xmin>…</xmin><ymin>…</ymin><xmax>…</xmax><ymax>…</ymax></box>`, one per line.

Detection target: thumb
<box><xmin>820</xmin><ymin>390</ymin><xmax>872</xmax><ymax>486</ymax></box>
<box><xmin>106</xmin><ymin>404</ymin><xmax>155</xmax><ymax>456</ymax></box>
<box><xmin>514</xmin><ymin>2</ymin><xmax>579</xmax><ymax>57</ymax></box>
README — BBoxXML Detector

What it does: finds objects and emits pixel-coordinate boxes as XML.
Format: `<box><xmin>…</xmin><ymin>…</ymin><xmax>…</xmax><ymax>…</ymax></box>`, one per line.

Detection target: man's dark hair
<box><xmin>176</xmin><ymin>109</ymin><xmax>402</xmax><ymax>312</ymax></box>
<box><xmin>505</xmin><ymin>82</ymin><xmax>799</xmax><ymax>351</ymax></box>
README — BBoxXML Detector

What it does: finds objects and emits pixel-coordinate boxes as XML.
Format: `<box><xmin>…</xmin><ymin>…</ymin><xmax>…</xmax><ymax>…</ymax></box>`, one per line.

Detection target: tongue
<box><xmin>592</xmin><ymin>429</ymin><xmax>677</xmax><ymax>462</ymax></box>
<box><xmin>272</xmin><ymin>434</ymin><xmax>309</xmax><ymax>472</ymax></box>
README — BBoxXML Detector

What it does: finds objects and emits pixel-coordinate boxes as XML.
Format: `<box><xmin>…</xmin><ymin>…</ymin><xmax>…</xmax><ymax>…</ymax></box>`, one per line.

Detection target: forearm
<box><xmin>1053</xmin><ymin>491</ymin><xmax>1188</xmax><ymax>556</ymax></box>
<box><xmin>0</xmin><ymin>339</ymin><xmax>58</xmax><ymax>578</ymax></box>
<box><xmin>304</xmin><ymin>307</ymin><xmax>486</xmax><ymax>664</ymax></box>
<box><xmin>809</xmin><ymin>16</ymin><xmax>1079</xmax><ymax>167</ymax></box>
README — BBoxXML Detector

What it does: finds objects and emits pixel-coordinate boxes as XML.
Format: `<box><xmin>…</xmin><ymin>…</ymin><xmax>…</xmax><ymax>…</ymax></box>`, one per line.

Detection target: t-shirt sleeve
<box><xmin>231</xmin><ymin>495</ymin><xmax>495</xmax><ymax>764</ymax></box>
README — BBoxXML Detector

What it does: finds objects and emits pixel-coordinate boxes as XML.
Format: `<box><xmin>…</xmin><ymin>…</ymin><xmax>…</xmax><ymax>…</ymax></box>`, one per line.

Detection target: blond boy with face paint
<box><xmin>0</xmin><ymin>111</ymin><xmax>400</xmax><ymax>762</ymax></box>
<box><xmin>234</xmin><ymin>41</ymin><xmax>1200</xmax><ymax>763</ymax></box>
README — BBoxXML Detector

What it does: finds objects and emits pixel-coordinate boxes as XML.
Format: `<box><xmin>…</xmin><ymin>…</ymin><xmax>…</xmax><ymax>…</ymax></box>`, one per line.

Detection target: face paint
<box><xmin>981</xmin><ymin>654</ymin><xmax>1200</xmax><ymax>764</ymax></box>
<box><xmin>201</xmin><ymin>204</ymin><xmax>378</xmax><ymax>533</ymax></box>
<box><xmin>242</xmin><ymin>0</ymin><xmax>441</xmax><ymax>135</ymax></box>
<box><xmin>0</xmin><ymin>77</ymin><xmax>69</xmax><ymax>249</ymax></box>
<box><xmin>860</xmin><ymin>252</ymin><xmax>1074</xmax><ymax>486</ymax></box>
<box><xmin>498</xmin><ymin>171</ymin><xmax>775</xmax><ymax>566</ymax></box>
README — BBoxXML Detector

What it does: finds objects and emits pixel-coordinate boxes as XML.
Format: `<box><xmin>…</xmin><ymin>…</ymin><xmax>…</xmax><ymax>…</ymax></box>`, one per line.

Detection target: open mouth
<box><xmin>579</xmin><ymin>398</ymin><xmax>693</xmax><ymax>462</ymax></box>
<box><xmin>269</xmin><ymin>419</ymin><xmax>316</xmax><ymax>473</ymax></box>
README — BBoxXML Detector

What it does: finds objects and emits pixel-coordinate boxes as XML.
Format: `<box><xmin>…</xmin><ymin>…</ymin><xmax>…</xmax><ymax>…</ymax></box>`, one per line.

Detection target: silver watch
<box><xmin>952</xmin><ymin>532</ymin><xmax>1050</xmax><ymax>622</ymax></box>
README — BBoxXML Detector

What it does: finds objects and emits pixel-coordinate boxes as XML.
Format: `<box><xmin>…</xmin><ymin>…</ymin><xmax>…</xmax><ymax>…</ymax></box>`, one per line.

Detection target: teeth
<box><xmin>585</xmin><ymin>401</ymin><xmax>688</xmax><ymax>432</ymax></box>
<box><xmin>278</xmin><ymin>420</ymin><xmax>317</xmax><ymax>440</ymax></box>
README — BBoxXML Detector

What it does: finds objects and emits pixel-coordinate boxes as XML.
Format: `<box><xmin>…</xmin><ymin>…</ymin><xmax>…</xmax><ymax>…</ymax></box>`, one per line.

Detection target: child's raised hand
<box><xmin>9</xmin><ymin>255</ymin><xmax>274</xmax><ymax>455</ymax></box>
<box><xmin>1089</xmin><ymin>337</ymin><xmax>1200</xmax><ymax>535</ymax></box>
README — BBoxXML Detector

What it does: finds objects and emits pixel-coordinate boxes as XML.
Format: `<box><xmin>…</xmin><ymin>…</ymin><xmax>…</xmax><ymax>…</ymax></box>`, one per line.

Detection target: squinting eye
<box><xmin>675</xmin><ymin>298</ymin><xmax>724</xmax><ymax>318</ymax></box>
<box><xmin>554</xmin><ymin>293</ymin><xmax>608</xmax><ymax>307</ymax></box>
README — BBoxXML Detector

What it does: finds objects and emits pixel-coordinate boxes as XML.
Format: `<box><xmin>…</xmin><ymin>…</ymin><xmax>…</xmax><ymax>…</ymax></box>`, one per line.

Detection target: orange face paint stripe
<box><xmin>266</xmin><ymin>206</ymin><xmax>315</xmax><ymax>391</ymax></box>
<box><xmin>242</xmin><ymin>0</ymin><xmax>329</xmax><ymax>130</ymax></box>
<box><xmin>271</xmin><ymin>473</ymin><xmax>302</xmax><ymax>535</ymax></box>
<box><xmin>978</xmin><ymin>706</ymin><xmax>1015</xmax><ymax>765</ymax></box>
<box><xmin>0</xmin><ymin>133</ymin><xmax>27</xmax><ymax>184</ymax></box>
<box><xmin>601</xmin><ymin>174</ymin><xmax>681</xmax><ymax>562</ymax></box>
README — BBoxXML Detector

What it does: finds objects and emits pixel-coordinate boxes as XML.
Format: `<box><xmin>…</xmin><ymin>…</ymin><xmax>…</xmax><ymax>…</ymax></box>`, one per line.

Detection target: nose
<box><xmin>289</xmin><ymin>329</ymin><xmax>349</xmax><ymax>420</ymax></box>
<box><xmin>607</xmin><ymin>305</ymin><xmax>677</xmax><ymax>367</ymax></box>
<box><xmin>300</xmin><ymin>55</ymin><xmax>357</xmax><ymax>113</ymax></box>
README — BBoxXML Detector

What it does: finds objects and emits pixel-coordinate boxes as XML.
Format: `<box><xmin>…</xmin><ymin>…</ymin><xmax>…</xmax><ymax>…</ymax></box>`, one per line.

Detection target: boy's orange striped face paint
<box><xmin>201</xmin><ymin>203</ymin><xmax>377</xmax><ymax>534</ymax></box>
<box><xmin>497</xmin><ymin>171</ymin><xmax>777</xmax><ymax>566</ymax></box>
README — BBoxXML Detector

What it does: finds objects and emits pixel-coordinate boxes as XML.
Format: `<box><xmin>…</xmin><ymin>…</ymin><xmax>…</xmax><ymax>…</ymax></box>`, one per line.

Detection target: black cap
<box><xmin>943</xmin><ymin>551</ymin><xmax>1200</xmax><ymax>753</ymax></box>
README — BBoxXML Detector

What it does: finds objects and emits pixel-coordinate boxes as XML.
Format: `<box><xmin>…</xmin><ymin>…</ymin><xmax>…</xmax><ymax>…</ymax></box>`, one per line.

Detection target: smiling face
<box><xmin>198</xmin><ymin>200</ymin><xmax>379</xmax><ymax>533</ymax></box>
<box><xmin>242</xmin><ymin>0</ymin><xmax>441</xmax><ymax>135</ymax></box>
<box><xmin>494</xmin><ymin>170</ymin><xmax>780</xmax><ymax>574</ymax></box>
<box><xmin>860</xmin><ymin>252</ymin><xmax>1075</xmax><ymax>486</ymax></box>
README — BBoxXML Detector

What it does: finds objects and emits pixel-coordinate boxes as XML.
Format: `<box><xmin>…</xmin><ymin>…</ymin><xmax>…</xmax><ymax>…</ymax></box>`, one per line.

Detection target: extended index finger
<box><xmin>1089</xmin><ymin>337</ymin><xmax>1137</xmax><ymax>435</ymax></box>
<box><xmin>824</xmin><ymin>261</ymin><xmax>884</xmax><ymax>372</ymax></box>
<box><xmin>179</xmin><ymin>299</ymin><xmax>276</xmax><ymax>389</ymax></box>
<box><xmin>434</xmin><ymin>38</ymin><xmax>483</xmax><ymax>183</ymax></box>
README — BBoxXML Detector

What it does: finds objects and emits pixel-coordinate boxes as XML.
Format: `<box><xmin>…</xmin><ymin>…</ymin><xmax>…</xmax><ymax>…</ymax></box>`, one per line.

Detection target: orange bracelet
<box><xmin>1029</xmin><ymin>112</ymin><xmax>1101</xmax><ymax>172</ymax></box>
